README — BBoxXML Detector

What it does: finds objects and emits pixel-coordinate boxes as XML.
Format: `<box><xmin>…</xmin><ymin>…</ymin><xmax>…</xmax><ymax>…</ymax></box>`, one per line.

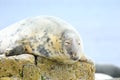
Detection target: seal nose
<box><xmin>72</xmin><ymin>56</ymin><xmax>79</xmax><ymax>60</ymax></box>
<box><xmin>71</xmin><ymin>52</ymin><xmax>79</xmax><ymax>61</ymax></box>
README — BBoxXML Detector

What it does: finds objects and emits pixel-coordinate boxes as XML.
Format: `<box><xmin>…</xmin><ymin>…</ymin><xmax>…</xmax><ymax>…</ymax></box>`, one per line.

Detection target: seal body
<box><xmin>0</xmin><ymin>16</ymin><xmax>87</xmax><ymax>64</ymax></box>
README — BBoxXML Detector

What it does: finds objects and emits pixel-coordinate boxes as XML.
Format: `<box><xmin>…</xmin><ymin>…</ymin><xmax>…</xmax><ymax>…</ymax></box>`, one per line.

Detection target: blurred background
<box><xmin>0</xmin><ymin>0</ymin><xmax>120</xmax><ymax>67</ymax></box>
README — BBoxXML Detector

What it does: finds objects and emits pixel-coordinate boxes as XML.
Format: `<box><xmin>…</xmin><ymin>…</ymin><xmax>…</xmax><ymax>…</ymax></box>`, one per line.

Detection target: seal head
<box><xmin>59</xmin><ymin>30</ymin><xmax>84</xmax><ymax>63</ymax></box>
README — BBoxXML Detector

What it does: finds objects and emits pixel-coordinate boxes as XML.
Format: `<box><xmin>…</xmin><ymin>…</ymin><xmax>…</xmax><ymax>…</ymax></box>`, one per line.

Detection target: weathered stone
<box><xmin>0</xmin><ymin>54</ymin><xmax>35</xmax><ymax>78</ymax></box>
<box><xmin>37</xmin><ymin>57</ymin><xmax>95</xmax><ymax>80</ymax></box>
<box><xmin>22</xmin><ymin>64</ymin><xmax>40</xmax><ymax>80</ymax></box>
<box><xmin>0</xmin><ymin>54</ymin><xmax>95</xmax><ymax>80</ymax></box>
<box><xmin>0</xmin><ymin>77</ymin><xmax>21</xmax><ymax>80</ymax></box>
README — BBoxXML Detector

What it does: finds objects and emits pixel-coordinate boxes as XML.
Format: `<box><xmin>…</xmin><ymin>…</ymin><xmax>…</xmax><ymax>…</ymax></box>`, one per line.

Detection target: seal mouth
<box><xmin>70</xmin><ymin>52</ymin><xmax>79</xmax><ymax>61</ymax></box>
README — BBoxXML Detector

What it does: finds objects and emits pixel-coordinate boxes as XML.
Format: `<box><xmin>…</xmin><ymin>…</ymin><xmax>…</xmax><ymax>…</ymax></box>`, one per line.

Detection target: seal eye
<box><xmin>78</xmin><ymin>43</ymin><xmax>80</xmax><ymax>45</ymax></box>
<box><xmin>65</xmin><ymin>41</ymin><xmax>71</xmax><ymax>45</ymax></box>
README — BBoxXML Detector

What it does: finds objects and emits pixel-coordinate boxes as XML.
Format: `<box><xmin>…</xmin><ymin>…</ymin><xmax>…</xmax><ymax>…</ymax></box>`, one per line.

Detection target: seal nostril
<box><xmin>72</xmin><ymin>52</ymin><xmax>77</xmax><ymax>57</ymax></box>
<box><xmin>72</xmin><ymin>57</ymin><xmax>79</xmax><ymax>60</ymax></box>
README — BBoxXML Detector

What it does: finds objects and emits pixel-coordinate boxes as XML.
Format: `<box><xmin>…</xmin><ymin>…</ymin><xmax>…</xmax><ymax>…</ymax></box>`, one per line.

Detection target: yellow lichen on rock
<box><xmin>37</xmin><ymin>57</ymin><xmax>95</xmax><ymax>80</ymax></box>
<box><xmin>0</xmin><ymin>54</ymin><xmax>35</xmax><ymax>79</ymax></box>
<box><xmin>22</xmin><ymin>64</ymin><xmax>40</xmax><ymax>80</ymax></box>
<box><xmin>0</xmin><ymin>77</ymin><xmax>21</xmax><ymax>80</ymax></box>
<box><xmin>0</xmin><ymin>54</ymin><xmax>95</xmax><ymax>80</ymax></box>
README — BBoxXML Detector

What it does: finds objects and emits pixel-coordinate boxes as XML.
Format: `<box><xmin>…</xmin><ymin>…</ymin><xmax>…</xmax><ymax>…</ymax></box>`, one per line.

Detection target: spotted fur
<box><xmin>0</xmin><ymin>16</ymin><xmax>89</xmax><ymax>64</ymax></box>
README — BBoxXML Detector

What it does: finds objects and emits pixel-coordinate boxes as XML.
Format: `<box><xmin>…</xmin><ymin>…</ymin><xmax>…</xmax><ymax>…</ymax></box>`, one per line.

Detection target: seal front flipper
<box><xmin>4</xmin><ymin>45</ymin><xmax>26</xmax><ymax>56</ymax></box>
<box><xmin>79</xmin><ymin>54</ymin><xmax>94</xmax><ymax>65</ymax></box>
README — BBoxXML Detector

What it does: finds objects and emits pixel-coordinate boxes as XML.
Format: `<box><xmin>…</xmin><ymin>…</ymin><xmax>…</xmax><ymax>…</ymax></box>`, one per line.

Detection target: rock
<box><xmin>0</xmin><ymin>54</ymin><xmax>35</xmax><ymax>78</ymax></box>
<box><xmin>37</xmin><ymin>56</ymin><xmax>95</xmax><ymax>80</ymax></box>
<box><xmin>95</xmin><ymin>73</ymin><xmax>113</xmax><ymax>80</ymax></box>
<box><xmin>0</xmin><ymin>77</ymin><xmax>21</xmax><ymax>80</ymax></box>
<box><xmin>0</xmin><ymin>54</ymin><xmax>95</xmax><ymax>80</ymax></box>
<box><xmin>22</xmin><ymin>64</ymin><xmax>40</xmax><ymax>80</ymax></box>
<box><xmin>110</xmin><ymin>78</ymin><xmax>120</xmax><ymax>80</ymax></box>
<box><xmin>95</xmin><ymin>64</ymin><xmax>120</xmax><ymax>77</ymax></box>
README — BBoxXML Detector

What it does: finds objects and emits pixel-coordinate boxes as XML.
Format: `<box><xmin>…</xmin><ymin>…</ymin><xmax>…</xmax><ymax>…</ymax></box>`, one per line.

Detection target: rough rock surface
<box><xmin>0</xmin><ymin>54</ymin><xmax>95</xmax><ymax>80</ymax></box>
